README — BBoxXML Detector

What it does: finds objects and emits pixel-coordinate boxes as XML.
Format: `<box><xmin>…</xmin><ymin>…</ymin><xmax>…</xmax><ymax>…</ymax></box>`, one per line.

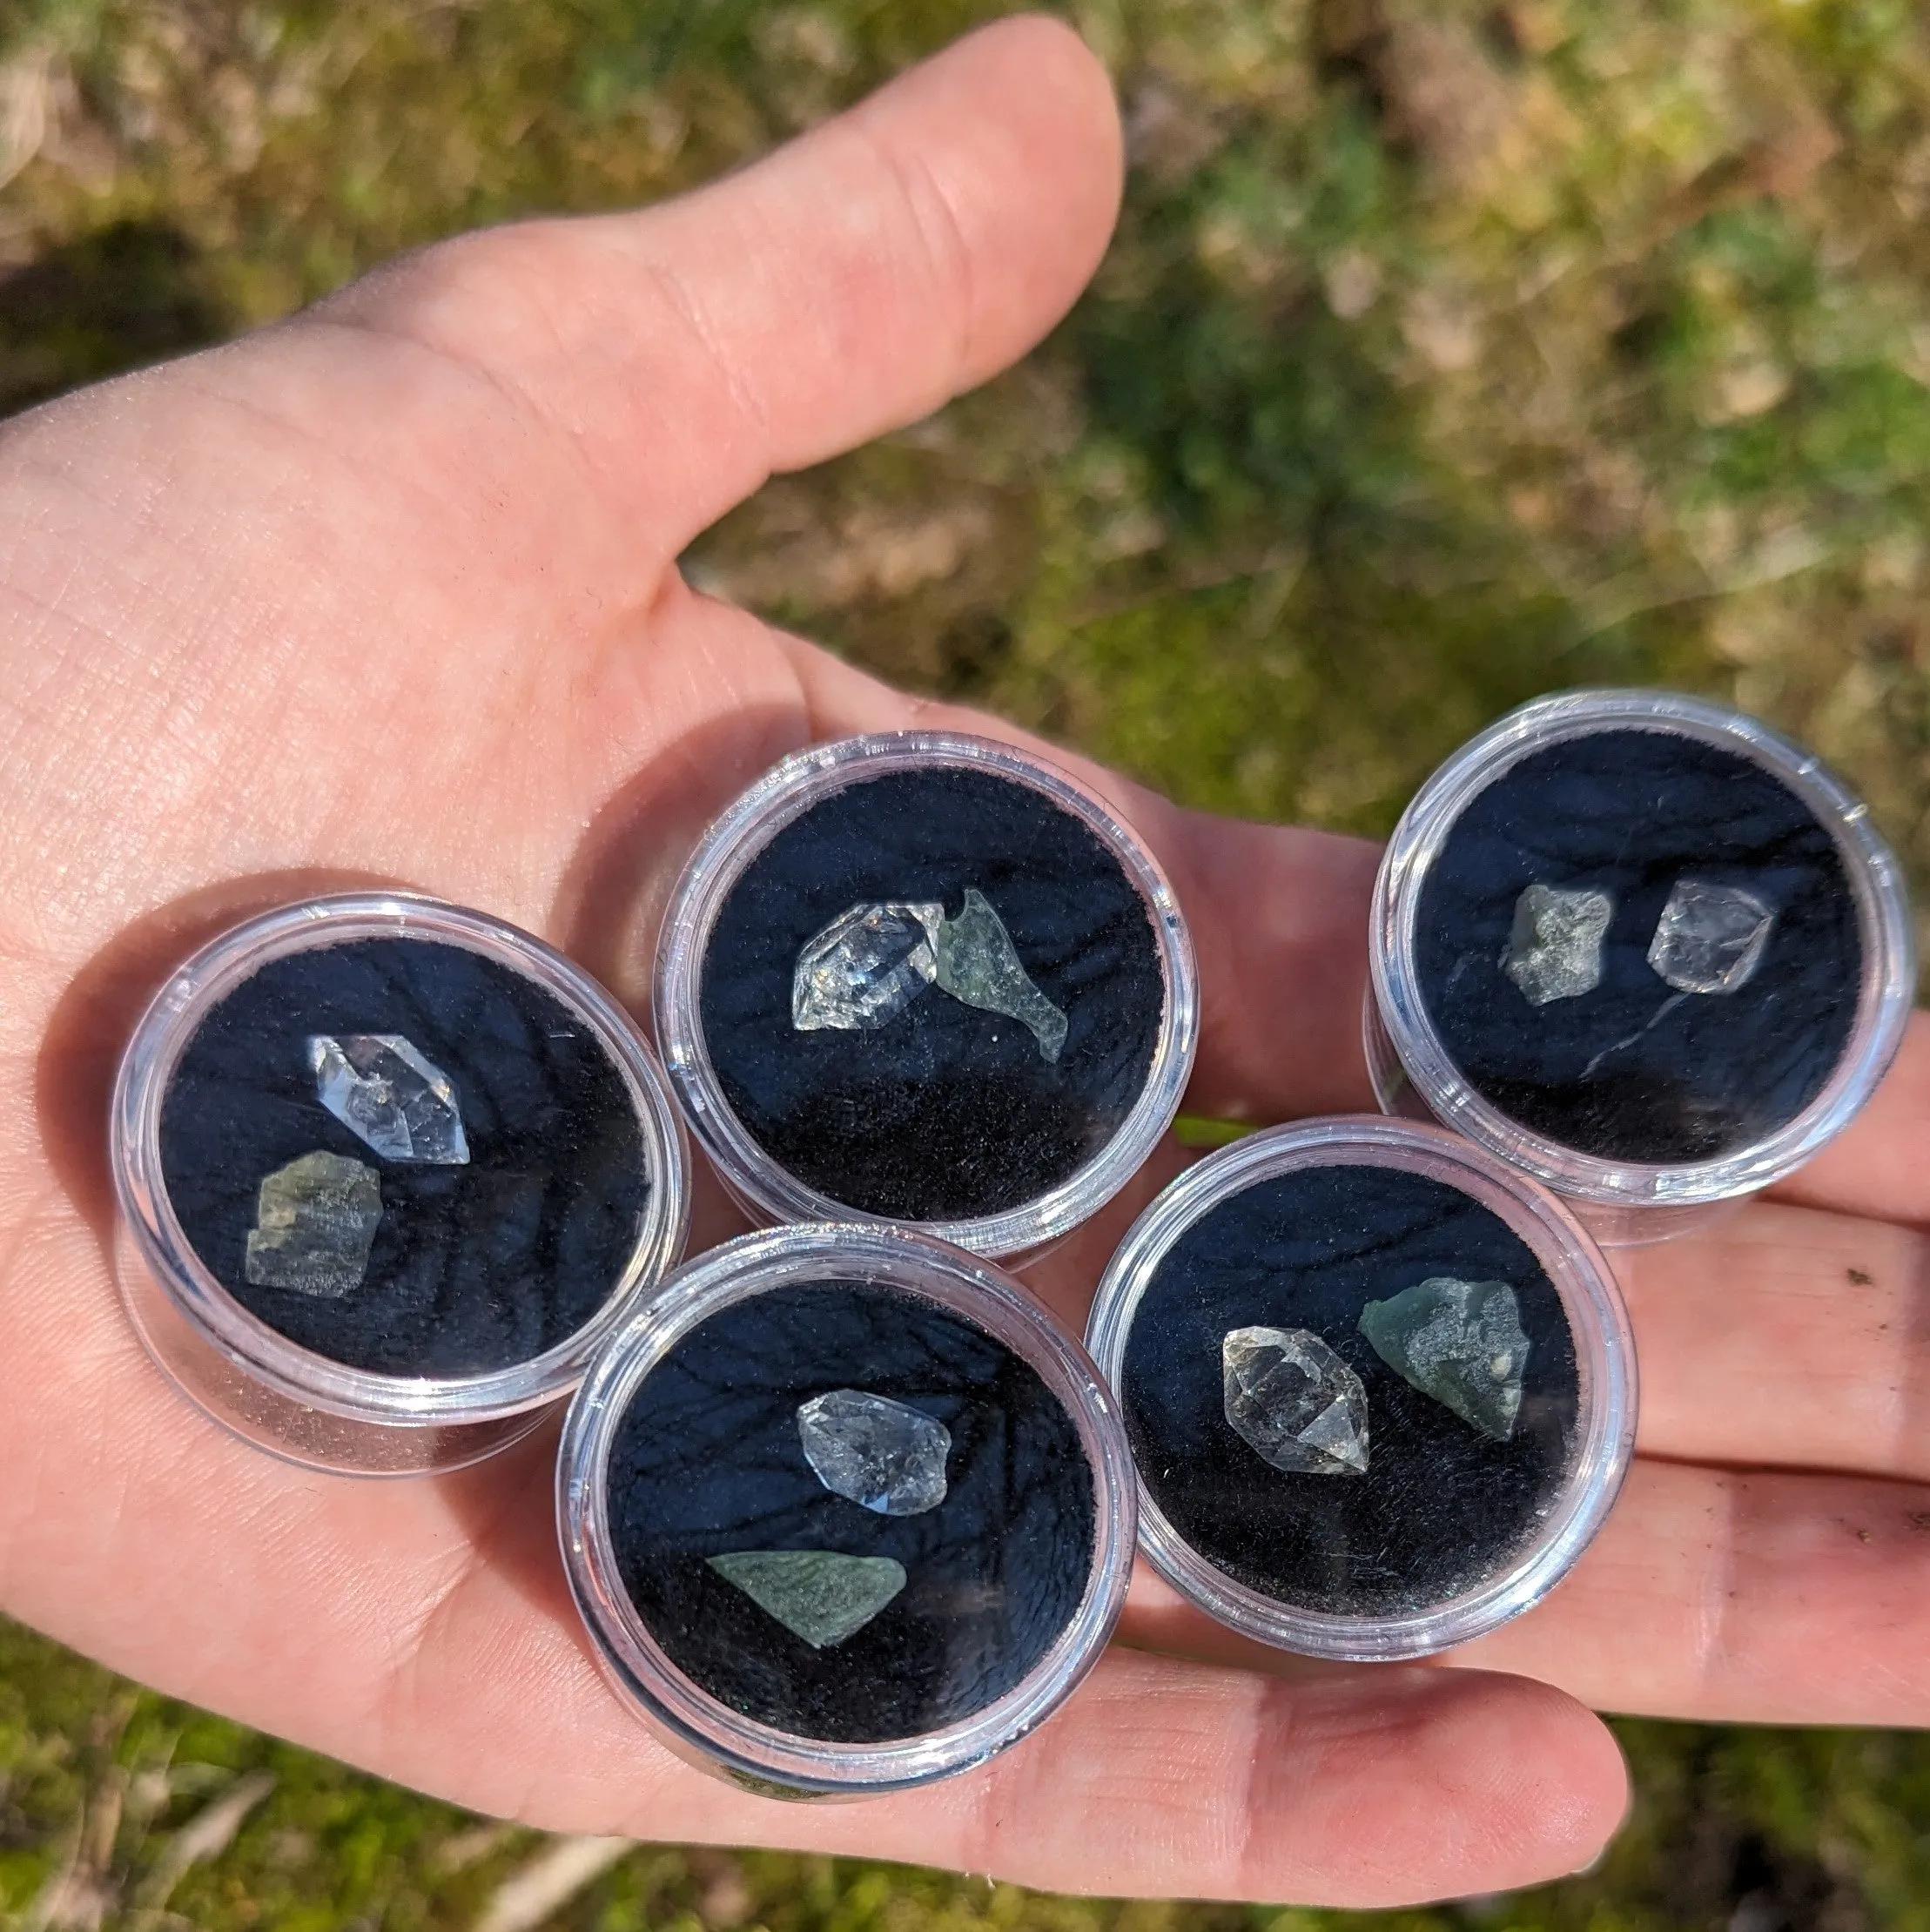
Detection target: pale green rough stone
<box><xmin>706</xmin><ymin>1551</ymin><xmax>908</xmax><ymax>1649</ymax></box>
<box><xmin>244</xmin><ymin>1149</ymin><xmax>382</xmax><ymax>1298</ymax></box>
<box><xmin>1504</xmin><ymin>883</ymin><xmax>1613</xmax><ymax>1006</ymax></box>
<box><xmin>1358</xmin><ymin>1277</ymin><xmax>1530</xmax><ymax>1442</ymax></box>
<box><xmin>932</xmin><ymin>888</ymin><xmax>1068</xmax><ymax>1063</ymax></box>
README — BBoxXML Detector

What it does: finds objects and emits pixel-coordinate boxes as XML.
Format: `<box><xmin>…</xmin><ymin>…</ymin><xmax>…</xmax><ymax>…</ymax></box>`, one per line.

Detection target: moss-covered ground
<box><xmin>4</xmin><ymin>0</ymin><xmax>1930</xmax><ymax>1922</ymax></box>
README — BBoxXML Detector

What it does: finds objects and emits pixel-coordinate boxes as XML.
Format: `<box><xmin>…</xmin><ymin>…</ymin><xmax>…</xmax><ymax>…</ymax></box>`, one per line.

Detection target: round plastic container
<box><xmin>1368</xmin><ymin>690</ymin><xmax>1914</xmax><ymax>1245</ymax></box>
<box><xmin>1086</xmin><ymin>1117</ymin><xmax>1634</xmax><ymax>1661</ymax></box>
<box><xmin>112</xmin><ymin>893</ymin><xmax>689</xmax><ymax>1475</ymax></box>
<box><xmin>655</xmin><ymin>732</ymin><xmax>1198</xmax><ymax>1257</ymax></box>
<box><xmin>559</xmin><ymin>1223</ymin><xmax>1136</xmax><ymax>1797</ymax></box>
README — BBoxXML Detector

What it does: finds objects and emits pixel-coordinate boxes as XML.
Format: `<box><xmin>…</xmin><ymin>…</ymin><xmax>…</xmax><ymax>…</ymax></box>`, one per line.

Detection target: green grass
<box><xmin>6</xmin><ymin>0</ymin><xmax>1930</xmax><ymax>1922</ymax></box>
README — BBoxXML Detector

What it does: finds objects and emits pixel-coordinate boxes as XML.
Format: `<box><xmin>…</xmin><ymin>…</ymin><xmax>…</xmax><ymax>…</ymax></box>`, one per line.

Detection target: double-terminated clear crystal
<box><xmin>1359</xmin><ymin>1276</ymin><xmax>1530</xmax><ymax>1442</ymax></box>
<box><xmin>309</xmin><ymin>1034</ymin><xmax>469</xmax><ymax>1165</ymax></box>
<box><xmin>1222</xmin><ymin>1326</ymin><xmax>1369</xmax><ymax>1477</ymax></box>
<box><xmin>792</xmin><ymin>903</ymin><xmax>944</xmax><ymax>1033</ymax></box>
<box><xmin>245</xmin><ymin>1149</ymin><xmax>383</xmax><ymax>1298</ymax></box>
<box><xmin>707</xmin><ymin>1551</ymin><xmax>908</xmax><ymax>1649</ymax></box>
<box><xmin>1647</xmin><ymin>878</ymin><xmax>1775</xmax><ymax>994</ymax></box>
<box><xmin>797</xmin><ymin>1390</ymin><xmax>951</xmax><ymax>1515</ymax></box>
<box><xmin>792</xmin><ymin>889</ymin><xmax>1068</xmax><ymax>1062</ymax></box>
<box><xmin>1503</xmin><ymin>883</ymin><xmax>1614</xmax><ymax>1006</ymax></box>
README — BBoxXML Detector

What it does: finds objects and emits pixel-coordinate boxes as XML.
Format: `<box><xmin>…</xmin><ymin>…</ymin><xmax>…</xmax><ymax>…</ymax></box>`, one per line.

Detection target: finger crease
<box><xmin>851</xmin><ymin>119</ymin><xmax>977</xmax><ymax>389</ymax></box>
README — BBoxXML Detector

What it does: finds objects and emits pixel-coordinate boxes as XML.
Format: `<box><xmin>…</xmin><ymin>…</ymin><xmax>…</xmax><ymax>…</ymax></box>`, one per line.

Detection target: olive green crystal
<box><xmin>706</xmin><ymin>1550</ymin><xmax>908</xmax><ymax>1649</ymax></box>
<box><xmin>244</xmin><ymin>1149</ymin><xmax>383</xmax><ymax>1298</ymax></box>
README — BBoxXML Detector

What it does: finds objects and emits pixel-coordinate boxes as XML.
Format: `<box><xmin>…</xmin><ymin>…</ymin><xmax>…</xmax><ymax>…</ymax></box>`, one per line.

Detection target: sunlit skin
<box><xmin>0</xmin><ymin>16</ymin><xmax>1926</xmax><ymax>1908</ymax></box>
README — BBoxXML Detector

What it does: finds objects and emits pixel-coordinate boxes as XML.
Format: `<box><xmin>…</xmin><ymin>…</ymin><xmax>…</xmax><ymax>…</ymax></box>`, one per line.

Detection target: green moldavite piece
<box><xmin>1358</xmin><ymin>1277</ymin><xmax>1530</xmax><ymax>1442</ymax></box>
<box><xmin>932</xmin><ymin>888</ymin><xmax>1068</xmax><ymax>1063</ymax></box>
<box><xmin>706</xmin><ymin>1551</ymin><xmax>908</xmax><ymax>1649</ymax></box>
<box><xmin>244</xmin><ymin>1149</ymin><xmax>382</xmax><ymax>1298</ymax></box>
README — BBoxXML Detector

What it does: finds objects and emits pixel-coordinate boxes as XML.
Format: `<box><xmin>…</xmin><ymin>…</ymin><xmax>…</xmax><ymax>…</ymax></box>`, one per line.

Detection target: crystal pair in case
<box><xmin>1366</xmin><ymin>690</ymin><xmax>1914</xmax><ymax>1246</ymax></box>
<box><xmin>112</xmin><ymin>895</ymin><xmax>692</xmax><ymax>1476</ymax></box>
<box><xmin>655</xmin><ymin>731</ymin><xmax>1200</xmax><ymax>1257</ymax></box>
<box><xmin>1086</xmin><ymin>1116</ymin><xmax>1635</xmax><ymax>1660</ymax></box>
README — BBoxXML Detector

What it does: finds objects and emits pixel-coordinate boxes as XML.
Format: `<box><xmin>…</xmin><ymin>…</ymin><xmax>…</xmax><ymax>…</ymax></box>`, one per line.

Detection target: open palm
<box><xmin>2</xmin><ymin>17</ymin><xmax>1925</xmax><ymax>1910</ymax></box>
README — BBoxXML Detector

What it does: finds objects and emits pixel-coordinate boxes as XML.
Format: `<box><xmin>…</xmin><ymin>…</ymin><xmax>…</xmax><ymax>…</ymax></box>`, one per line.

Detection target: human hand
<box><xmin>0</xmin><ymin>14</ymin><xmax>1921</xmax><ymax>1908</ymax></box>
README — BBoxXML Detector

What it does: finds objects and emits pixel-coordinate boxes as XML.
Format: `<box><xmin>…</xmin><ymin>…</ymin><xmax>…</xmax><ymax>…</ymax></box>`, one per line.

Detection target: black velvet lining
<box><xmin>1120</xmin><ymin>1164</ymin><xmax>1579</xmax><ymax>1619</ymax></box>
<box><xmin>1415</xmin><ymin>726</ymin><xmax>1861</xmax><ymax>1162</ymax></box>
<box><xmin>608</xmin><ymin>1281</ymin><xmax>1097</xmax><ymax>1743</ymax></box>
<box><xmin>698</xmin><ymin>765</ymin><xmax>1166</xmax><ymax>1221</ymax></box>
<box><xmin>159</xmin><ymin>936</ymin><xmax>649</xmax><ymax>1377</ymax></box>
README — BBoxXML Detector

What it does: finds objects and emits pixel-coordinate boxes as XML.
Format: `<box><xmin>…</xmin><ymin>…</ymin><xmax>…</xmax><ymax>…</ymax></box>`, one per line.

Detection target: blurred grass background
<box><xmin>3</xmin><ymin>0</ymin><xmax>1930</xmax><ymax>1924</ymax></box>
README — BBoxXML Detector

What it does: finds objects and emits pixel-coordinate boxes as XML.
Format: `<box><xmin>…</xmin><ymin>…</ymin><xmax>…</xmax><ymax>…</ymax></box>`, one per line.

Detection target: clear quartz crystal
<box><xmin>1503</xmin><ymin>883</ymin><xmax>1614</xmax><ymax>1006</ymax></box>
<box><xmin>792</xmin><ymin>903</ymin><xmax>944</xmax><ymax>1033</ymax></box>
<box><xmin>797</xmin><ymin>1389</ymin><xmax>951</xmax><ymax>1515</ymax></box>
<box><xmin>1358</xmin><ymin>1276</ymin><xmax>1530</xmax><ymax>1442</ymax></box>
<box><xmin>309</xmin><ymin>1034</ymin><xmax>469</xmax><ymax>1164</ymax></box>
<box><xmin>706</xmin><ymin>1550</ymin><xmax>908</xmax><ymax>1649</ymax></box>
<box><xmin>244</xmin><ymin>1149</ymin><xmax>383</xmax><ymax>1297</ymax></box>
<box><xmin>1646</xmin><ymin>878</ymin><xmax>1775</xmax><ymax>994</ymax></box>
<box><xmin>1221</xmin><ymin>1325</ymin><xmax>1369</xmax><ymax>1477</ymax></box>
<box><xmin>931</xmin><ymin>889</ymin><xmax>1069</xmax><ymax>1063</ymax></box>
<box><xmin>790</xmin><ymin>890</ymin><xmax>1069</xmax><ymax>1062</ymax></box>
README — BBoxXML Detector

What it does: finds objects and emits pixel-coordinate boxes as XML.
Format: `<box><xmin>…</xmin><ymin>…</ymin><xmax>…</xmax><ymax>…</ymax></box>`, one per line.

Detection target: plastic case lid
<box><xmin>558</xmin><ymin>1222</ymin><xmax>1138</xmax><ymax>1795</ymax></box>
<box><xmin>112</xmin><ymin>892</ymin><xmax>690</xmax><ymax>1430</ymax></box>
<box><xmin>1086</xmin><ymin>1116</ymin><xmax>1637</xmax><ymax>1661</ymax></box>
<box><xmin>1369</xmin><ymin>689</ymin><xmax>1915</xmax><ymax>1208</ymax></box>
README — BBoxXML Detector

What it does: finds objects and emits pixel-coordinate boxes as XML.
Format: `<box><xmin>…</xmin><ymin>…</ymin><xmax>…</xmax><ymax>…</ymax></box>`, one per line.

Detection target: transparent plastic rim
<box><xmin>558</xmin><ymin>1222</ymin><xmax>1138</xmax><ymax>1795</ymax></box>
<box><xmin>1086</xmin><ymin>1116</ymin><xmax>1637</xmax><ymax>1662</ymax></box>
<box><xmin>654</xmin><ymin>732</ymin><xmax>1200</xmax><ymax>1257</ymax></box>
<box><xmin>1370</xmin><ymin>689</ymin><xmax>1916</xmax><ymax>1207</ymax></box>
<box><xmin>111</xmin><ymin>892</ymin><xmax>691</xmax><ymax>1427</ymax></box>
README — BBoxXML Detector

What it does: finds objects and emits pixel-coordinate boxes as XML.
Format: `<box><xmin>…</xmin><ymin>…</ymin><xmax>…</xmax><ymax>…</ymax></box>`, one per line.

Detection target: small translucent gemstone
<box><xmin>1647</xmin><ymin>878</ymin><xmax>1775</xmax><ymax>994</ymax></box>
<box><xmin>309</xmin><ymin>1033</ymin><xmax>469</xmax><ymax>1165</ymax></box>
<box><xmin>245</xmin><ymin>1149</ymin><xmax>383</xmax><ymax>1298</ymax></box>
<box><xmin>931</xmin><ymin>889</ymin><xmax>1068</xmax><ymax>1063</ymax></box>
<box><xmin>706</xmin><ymin>1550</ymin><xmax>908</xmax><ymax>1648</ymax></box>
<box><xmin>1358</xmin><ymin>1276</ymin><xmax>1530</xmax><ymax>1442</ymax></box>
<box><xmin>1221</xmin><ymin>1326</ymin><xmax>1369</xmax><ymax>1477</ymax></box>
<box><xmin>797</xmin><ymin>1389</ymin><xmax>951</xmax><ymax>1515</ymax></box>
<box><xmin>792</xmin><ymin>903</ymin><xmax>943</xmax><ymax>1033</ymax></box>
<box><xmin>1503</xmin><ymin>883</ymin><xmax>1614</xmax><ymax>1006</ymax></box>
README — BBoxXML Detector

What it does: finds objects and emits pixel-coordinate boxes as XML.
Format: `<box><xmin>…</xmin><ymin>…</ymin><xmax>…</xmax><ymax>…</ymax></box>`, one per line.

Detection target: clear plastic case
<box><xmin>1368</xmin><ymin>690</ymin><xmax>1914</xmax><ymax>1244</ymax></box>
<box><xmin>654</xmin><ymin>732</ymin><xmax>1198</xmax><ymax>1257</ymax></box>
<box><xmin>558</xmin><ymin>1222</ymin><xmax>1137</xmax><ymax>1797</ymax></box>
<box><xmin>1086</xmin><ymin>1116</ymin><xmax>1636</xmax><ymax>1661</ymax></box>
<box><xmin>111</xmin><ymin>893</ymin><xmax>689</xmax><ymax>1476</ymax></box>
